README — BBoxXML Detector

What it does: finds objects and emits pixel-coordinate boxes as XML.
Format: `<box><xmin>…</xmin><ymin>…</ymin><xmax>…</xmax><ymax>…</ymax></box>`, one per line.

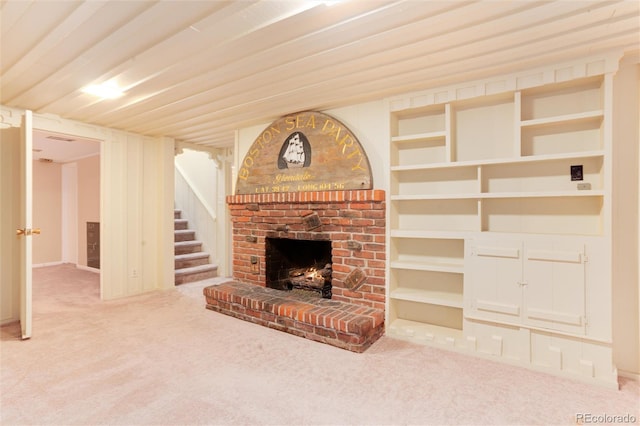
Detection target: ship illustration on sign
<box><xmin>278</xmin><ymin>132</ymin><xmax>311</xmax><ymax>169</ymax></box>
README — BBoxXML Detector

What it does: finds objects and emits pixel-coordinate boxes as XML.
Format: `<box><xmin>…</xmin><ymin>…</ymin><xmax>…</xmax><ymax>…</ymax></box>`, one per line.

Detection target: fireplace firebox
<box><xmin>265</xmin><ymin>238</ymin><xmax>332</xmax><ymax>298</ymax></box>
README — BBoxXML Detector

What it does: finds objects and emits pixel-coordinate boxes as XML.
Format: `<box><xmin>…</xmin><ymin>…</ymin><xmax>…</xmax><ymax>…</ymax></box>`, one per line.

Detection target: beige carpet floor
<box><xmin>1</xmin><ymin>264</ymin><xmax>638</xmax><ymax>425</ymax></box>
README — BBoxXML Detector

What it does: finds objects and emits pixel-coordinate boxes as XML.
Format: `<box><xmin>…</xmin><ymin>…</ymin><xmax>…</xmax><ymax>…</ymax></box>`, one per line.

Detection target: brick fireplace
<box><xmin>203</xmin><ymin>189</ymin><xmax>386</xmax><ymax>352</ymax></box>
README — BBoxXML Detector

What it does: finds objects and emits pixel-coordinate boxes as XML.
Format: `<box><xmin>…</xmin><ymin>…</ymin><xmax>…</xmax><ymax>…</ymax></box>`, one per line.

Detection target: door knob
<box><xmin>16</xmin><ymin>228</ymin><xmax>41</xmax><ymax>236</ymax></box>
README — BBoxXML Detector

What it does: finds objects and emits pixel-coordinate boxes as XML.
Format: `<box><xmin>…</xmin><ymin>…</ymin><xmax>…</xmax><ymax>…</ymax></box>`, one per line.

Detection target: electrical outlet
<box><xmin>577</xmin><ymin>182</ymin><xmax>591</xmax><ymax>190</ymax></box>
<box><xmin>131</xmin><ymin>269</ymin><xmax>138</xmax><ymax>278</ymax></box>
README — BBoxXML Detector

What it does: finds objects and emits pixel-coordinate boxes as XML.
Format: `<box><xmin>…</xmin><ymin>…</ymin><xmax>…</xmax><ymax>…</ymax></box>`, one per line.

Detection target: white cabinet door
<box><xmin>466</xmin><ymin>239</ymin><xmax>523</xmax><ymax>323</ymax></box>
<box><xmin>523</xmin><ymin>241</ymin><xmax>586</xmax><ymax>335</ymax></box>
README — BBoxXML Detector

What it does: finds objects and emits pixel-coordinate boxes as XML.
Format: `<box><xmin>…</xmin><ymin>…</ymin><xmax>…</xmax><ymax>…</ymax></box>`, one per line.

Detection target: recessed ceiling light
<box><xmin>82</xmin><ymin>80</ymin><xmax>124</xmax><ymax>99</ymax></box>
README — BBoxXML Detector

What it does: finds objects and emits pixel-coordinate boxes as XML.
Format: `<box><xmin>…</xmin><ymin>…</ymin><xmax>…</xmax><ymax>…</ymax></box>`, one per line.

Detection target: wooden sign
<box><xmin>236</xmin><ymin>111</ymin><xmax>372</xmax><ymax>194</ymax></box>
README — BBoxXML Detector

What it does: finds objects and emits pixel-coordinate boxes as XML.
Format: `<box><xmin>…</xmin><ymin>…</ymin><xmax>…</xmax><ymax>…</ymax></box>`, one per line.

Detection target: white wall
<box><xmin>175</xmin><ymin>149</ymin><xmax>218</xmax><ymax>265</ymax></box>
<box><xmin>175</xmin><ymin>149</ymin><xmax>217</xmax><ymax>210</ymax></box>
<box><xmin>76</xmin><ymin>155</ymin><xmax>100</xmax><ymax>268</ymax></box>
<box><xmin>61</xmin><ymin>163</ymin><xmax>78</xmax><ymax>265</ymax></box>
<box><xmin>0</xmin><ymin>127</ymin><xmax>21</xmax><ymax>324</ymax></box>
<box><xmin>100</xmin><ymin>132</ymin><xmax>175</xmax><ymax>299</ymax></box>
<box><xmin>32</xmin><ymin>160</ymin><xmax>62</xmax><ymax>265</ymax></box>
<box><xmin>612</xmin><ymin>53</ymin><xmax>640</xmax><ymax>377</ymax></box>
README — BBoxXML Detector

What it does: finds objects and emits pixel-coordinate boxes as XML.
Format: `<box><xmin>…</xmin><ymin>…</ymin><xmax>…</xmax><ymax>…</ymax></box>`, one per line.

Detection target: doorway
<box><xmin>32</xmin><ymin>130</ymin><xmax>101</xmax><ymax>279</ymax></box>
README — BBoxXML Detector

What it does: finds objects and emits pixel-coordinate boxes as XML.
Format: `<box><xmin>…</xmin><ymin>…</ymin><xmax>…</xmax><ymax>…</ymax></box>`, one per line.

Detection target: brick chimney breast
<box><xmin>226</xmin><ymin>190</ymin><xmax>385</xmax><ymax>310</ymax></box>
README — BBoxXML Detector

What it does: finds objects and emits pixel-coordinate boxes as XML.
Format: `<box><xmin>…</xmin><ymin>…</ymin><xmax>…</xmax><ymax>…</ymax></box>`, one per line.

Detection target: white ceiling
<box><xmin>1</xmin><ymin>0</ymin><xmax>639</xmax><ymax>149</ymax></box>
<box><xmin>32</xmin><ymin>129</ymin><xmax>100</xmax><ymax>163</ymax></box>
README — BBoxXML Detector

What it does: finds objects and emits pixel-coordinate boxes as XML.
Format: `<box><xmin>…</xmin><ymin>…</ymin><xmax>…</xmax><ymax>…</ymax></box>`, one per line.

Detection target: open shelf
<box><xmin>390</xmin><ymin>136</ymin><xmax>447</xmax><ymax>166</ymax></box>
<box><xmin>391</xmin><ymin>153</ymin><xmax>603</xmax><ymax>204</ymax></box>
<box><xmin>520</xmin><ymin>77</ymin><xmax>604</xmax><ymax>156</ymax></box>
<box><xmin>390</xmin><ymin>199</ymin><xmax>479</xmax><ymax>232</ymax></box>
<box><xmin>389</xmin><ymin>299</ymin><xmax>463</xmax><ymax>332</ymax></box>
<box><xmin>390</xmin><ymin>287</ymin><xmax>463</xmax><ymax>308</ymax></box>
<box><xmin>391</xmin><ymin>130</ymin><xmax>447</xmax><ymax>143</ymax></box>
<box><xmin>391</xmin><ymin>166</ymin><xmax>477</xmax><ymax>196</ymax></box>
<box><xmin>387</xmin><ymin>68</ymin><xmax>613</xmax><ymax>383</ymax></box>
<box><xmin>390</xmin><ymin>150</ymin><xmax>605</xmax><ymax>171</ymax></box>
<box><xmin>521</xmin><ymin>118</ymin><xmax>603</xmax><ymax>156</ymax></box>
<box><xmin>520</xmin><ymin>76</ymin><xmax>603</xmax><ymax>121</ymax></box>
<box><xmin>481</xmin><ymin>196</ymin><xmax>603</xmax><ymax>235</ymax></box>
<box><xmin>391</xmin><ymin>191</ymin><xmax>603</xmax><ymax>201</ymax></box>
<box><xmin>390</xmin><ymin>261</ymin><xmax>463</xmax><ymax>274</ymax></box>
<box><xmin>481</xmin><ymin>155</ymin><xmax>603</xmax><ymax>194</ymax></box>
<box><xmin>391</xmin><ymin>105</ymin><xmax>446</xmax><ymax>136</ymax></box>
<box><xmin>520</xmin><ymin>110</ymin><xmax>603</xmax><ymax>128</ymax></box>
<box><xmin>389</xmin><ymin>229</ymin><xmax>467</xmax><ymax>239</ymax></box>
<box><xmin>452</xmin><ymin>93</ymin><xmax>515</xmax><ymax>162</ymax></box>
<box><xmin>391</xmin><ymin>105</ymin><xmax>448</xmax><ymax>166</ymax></box>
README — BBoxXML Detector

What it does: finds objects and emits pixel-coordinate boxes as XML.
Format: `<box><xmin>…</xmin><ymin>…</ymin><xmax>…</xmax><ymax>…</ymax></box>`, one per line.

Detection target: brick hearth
<box><xmin>203</xmin><ymin>189</ymin><xmax>386</xmax><ymax>351</ymax></box>
<box><xmin>204</xmin><ymin>281</ymin><xmax>384</xmax><ymax>352</ymax></box>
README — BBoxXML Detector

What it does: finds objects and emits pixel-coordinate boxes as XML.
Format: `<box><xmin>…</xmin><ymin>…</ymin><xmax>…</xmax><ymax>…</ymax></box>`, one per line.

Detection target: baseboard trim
<box><xmin>76</xmin><ymin>264</ymin><xmax>100</xmax><ymax>274</ymax></box>
<box><xmin>32</xmin><ymin>262</ymin><xmax>99</xmax><ymax>274</ymax></box>
<box><xmin>33</xmin><ymin>261</ymin><xmax>65</xmax><ymax>268</ymax></box>
<box><xmin>618</xmin><ymin>370</ymin><xmax>640</xmax><ymax>382</ymax></box>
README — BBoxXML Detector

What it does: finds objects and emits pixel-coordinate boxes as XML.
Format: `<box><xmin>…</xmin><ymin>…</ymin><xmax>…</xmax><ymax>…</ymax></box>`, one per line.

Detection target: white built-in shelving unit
<box><xmin>386</xmin><ymin>54</ymin><xmax>620</xmax><ymax>387</ymax></box>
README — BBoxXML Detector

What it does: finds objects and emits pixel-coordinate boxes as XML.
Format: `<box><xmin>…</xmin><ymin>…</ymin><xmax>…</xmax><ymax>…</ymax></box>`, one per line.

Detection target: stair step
<box><xmin>174</xmin><ymin>240</ymin><xmax>203</xmax><ymax>255</ymax></box>
<box><xmin>175</xmin><ymin>229</ymin><xmax>196</xmax><ymax>242</ymax></box>
<box><xmin>175</xmin><ymin>252</ymin><xmax>210</xmax><ymax>269</ymax></box>
<box><xmin>174</xmin><ymin>219</ymin><xmax>188</xmax><ymax>230</ymax></box>
<box><xmin>175</xmin><ymin>264</ymin><xmax>218</xmax><ymax>285</ymax></box>
<box><xmin>173</xmin><ymin>209</ymin><xmax>215</xmax><ymax>284</ymax></box>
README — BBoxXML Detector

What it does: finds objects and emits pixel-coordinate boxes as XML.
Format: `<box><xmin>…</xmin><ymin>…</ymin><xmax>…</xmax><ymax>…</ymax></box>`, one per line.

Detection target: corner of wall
<box><xmin>611</xmin><ymin>52</ymin><xmax>640</xmax><ymax>376</ymax></box>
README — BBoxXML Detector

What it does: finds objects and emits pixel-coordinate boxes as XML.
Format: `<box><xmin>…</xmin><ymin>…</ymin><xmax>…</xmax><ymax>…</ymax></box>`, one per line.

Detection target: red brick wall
<box><xmin>227</xmin><ymin>190</ymin><xmax>385</xmax><ymax>310</ymax></box>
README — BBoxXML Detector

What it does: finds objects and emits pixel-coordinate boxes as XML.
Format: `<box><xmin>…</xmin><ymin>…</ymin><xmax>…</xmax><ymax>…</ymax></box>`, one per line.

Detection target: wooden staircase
<box><xmin>174</xmin><ymin>209</ymin><xmax>218</xmax><ymax>285</ymax></box>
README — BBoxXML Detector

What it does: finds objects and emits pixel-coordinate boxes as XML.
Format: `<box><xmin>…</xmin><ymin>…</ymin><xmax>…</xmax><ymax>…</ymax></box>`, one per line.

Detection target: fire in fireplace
<box><xmin>265</xmin><ymin>237</ymin><xmax>332</xmax><ymax>298</ymax></box>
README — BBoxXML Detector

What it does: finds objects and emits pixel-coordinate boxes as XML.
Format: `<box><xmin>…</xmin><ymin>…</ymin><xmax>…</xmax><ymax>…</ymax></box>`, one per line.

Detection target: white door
<box><xmin>466</xmin><ymin>239</ymin><xmax>523</xmax><ymax>324</ymax></box>
<box><xmin>523</xmin><ymin>240</ymin><xmax>586</xmax><ymax>335</ymax></box>
<box><xmin>17</xmin><ymin>111</ymin><xmax>34</xmax><ymax>339</ymax></box>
